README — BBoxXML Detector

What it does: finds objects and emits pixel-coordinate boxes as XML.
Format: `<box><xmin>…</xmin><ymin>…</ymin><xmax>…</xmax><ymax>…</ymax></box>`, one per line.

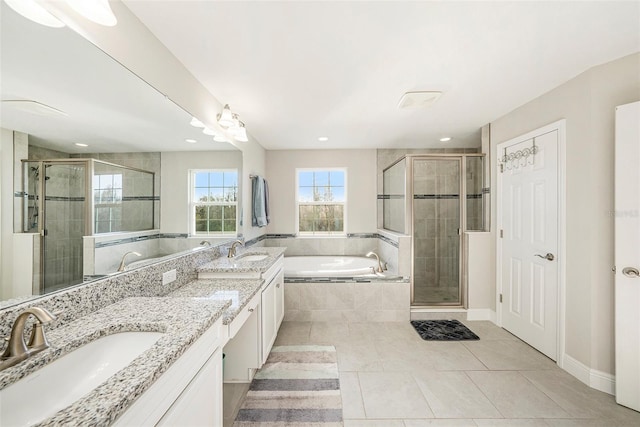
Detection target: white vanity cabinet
<box><xmin>261</xmin><ymin>268</ymin><xmax>284</xmax><ymax>364</ymax></box>
<box><xmin>115</xmin><ymin>318</ymin><xmax>225</xmax><ymax>427</ymax></box>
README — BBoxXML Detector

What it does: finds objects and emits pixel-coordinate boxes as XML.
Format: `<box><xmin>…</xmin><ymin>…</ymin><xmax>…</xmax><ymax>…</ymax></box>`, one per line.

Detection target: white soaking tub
<box><xmin>283</xmin><ymin>256</ymin><xmax>379</xmax><ymax>278</ymax></box>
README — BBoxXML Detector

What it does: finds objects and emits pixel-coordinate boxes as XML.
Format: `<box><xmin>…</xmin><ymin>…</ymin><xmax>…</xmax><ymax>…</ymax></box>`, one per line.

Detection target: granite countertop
<box><xmin>197</xmin><ymin>247</ymin><xmax>286</xmax><ymax>274</ymax></box>
<box><xmin>168</xmin><ymin>278</ymin><xmax>264</xmax><ymax>325</ymax></box>
<box><xmin>0</xmin><ymin>296</ymin><xmax>231</xmax><ymax>427</ymax></box>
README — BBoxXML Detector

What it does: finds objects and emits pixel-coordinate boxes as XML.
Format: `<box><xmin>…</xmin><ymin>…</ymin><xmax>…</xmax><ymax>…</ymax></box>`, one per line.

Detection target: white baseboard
<box><xmin>563</xmin><ymin>354</ymin><xmax>615</xmax><ymax>395</ymax></box>
<box><xmin>466</xmin><ymin>309</ymin><xmax>497</xmax><ymax>322</ymax></box>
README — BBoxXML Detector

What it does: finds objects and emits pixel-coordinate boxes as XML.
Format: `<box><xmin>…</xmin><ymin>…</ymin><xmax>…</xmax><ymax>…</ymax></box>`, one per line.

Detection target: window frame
<box><xmin>295</xmin><ymin>167</ymin><xmax>347</xmax><ymax>236</ymax></box>
<box><xmin>188</xmin><ymin>168</ymin><xmax>239</xmax><ymax>236</ymax></box>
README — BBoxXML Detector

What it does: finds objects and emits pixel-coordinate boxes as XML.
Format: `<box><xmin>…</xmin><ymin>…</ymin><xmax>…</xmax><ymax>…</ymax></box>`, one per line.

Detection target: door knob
<box><xmin>534</xmin><ymin>253</ymin><xmax>555</xmax><ymax>261</ymax></box>
<box><xmin>622</xmin><ymin>267</ymin><xmax>640</xmax><ymax>278</ymax></box>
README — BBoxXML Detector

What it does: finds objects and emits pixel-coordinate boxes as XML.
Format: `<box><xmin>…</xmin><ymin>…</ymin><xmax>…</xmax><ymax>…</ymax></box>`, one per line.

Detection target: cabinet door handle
<box><xmin>276</xmin><ymin>283</ymin><xmax>280</xmax><ymax>288</ymax></box>
<box><xmin>248</xmin><ymin>308</ymin><xmax>254</xmax><ymax>313</ymax></box>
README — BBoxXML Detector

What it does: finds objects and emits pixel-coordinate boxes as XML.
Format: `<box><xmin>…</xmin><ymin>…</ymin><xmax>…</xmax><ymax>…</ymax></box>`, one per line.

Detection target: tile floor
<box><xmin>235</xmin><ymin>320</ymin><xmax>640</xmax><ymax>427</ymax></box>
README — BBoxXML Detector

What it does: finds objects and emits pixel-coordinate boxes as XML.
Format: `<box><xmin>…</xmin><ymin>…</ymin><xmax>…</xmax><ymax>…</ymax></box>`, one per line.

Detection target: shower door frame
<box><xmin>405</xmin><ymin>153</ymin><xmax>486</xmax><ymax>308</ymax></box>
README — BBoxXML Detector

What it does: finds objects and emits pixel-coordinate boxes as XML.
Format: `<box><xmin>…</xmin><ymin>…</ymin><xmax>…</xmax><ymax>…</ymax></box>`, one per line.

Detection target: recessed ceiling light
<box><xmin>74</xmin><ymin>143</ymin><xmax>88</xmax><ymax>147</ymax></box>
<box><xmin>185</xmin><ymin>139</ymin><xmax>197</xmax><ymax>143</ymax></box>
<box><xmin>398</xmin><ymin>91</ymin><xmax>443</xmax><ymax>109</ymax></box>
<box><xmin>439</xmin><ymin>137</ymin><xmax>452</xmax><ymax>142</ymax></box>
<box><xmin>318</xmin><ymin>136</ymin><xmax>329</xmax><ymax>142</ymax></box>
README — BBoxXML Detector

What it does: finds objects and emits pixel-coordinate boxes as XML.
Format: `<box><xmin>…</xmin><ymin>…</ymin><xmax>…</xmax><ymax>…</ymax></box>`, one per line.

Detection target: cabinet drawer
<box><xmin>228</xmin><ymin>292</ymin><xmax>261</xmax><ymax>339</ymax></box>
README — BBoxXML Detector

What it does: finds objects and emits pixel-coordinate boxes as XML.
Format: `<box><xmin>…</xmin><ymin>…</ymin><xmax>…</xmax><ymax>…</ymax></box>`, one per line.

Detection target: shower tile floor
<box><xmin>225</xmin><ymin>320</ymin><xmax>640</xmax><ymax>426</ymax></box>
<box><xmin>413</xmin><ymin>286</ymin><xmax>460</xmax><ymax>304</ymax></box>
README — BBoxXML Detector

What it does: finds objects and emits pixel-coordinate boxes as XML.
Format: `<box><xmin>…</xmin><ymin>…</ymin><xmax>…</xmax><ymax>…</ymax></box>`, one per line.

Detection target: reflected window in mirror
<box><xmin>94</xmin><ymin>173</ymin><xmax>123</xmax><ymax>233</ymax></box>
<box><xmin>190</xmin><ymin>170</ymin><xmax>238</xmax><ymax>235</ymax></box>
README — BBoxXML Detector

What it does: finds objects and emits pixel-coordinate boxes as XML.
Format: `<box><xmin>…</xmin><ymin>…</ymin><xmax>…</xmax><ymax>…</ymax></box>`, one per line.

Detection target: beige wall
<box><xmin>160</xmin><ymin>151</ymin><xmax>243</xmax><ymax>234</ymax></box>
<box><xmin>490</xmin><ymin>52</ymin><xmax>640</xmax><ymax>375</ymax></box>
<box><xmin>266</xmin><ymin>149</ymin><xmax>377</xmax><ymax>234</ymax></box>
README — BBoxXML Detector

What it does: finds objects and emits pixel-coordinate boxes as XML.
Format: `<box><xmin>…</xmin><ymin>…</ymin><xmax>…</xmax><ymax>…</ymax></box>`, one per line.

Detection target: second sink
<box><xmin>236</xmin><ymin>254</ymin><xmax>268</xmax><ymax>262</ymax></box>
<box><xmin>0</xmin><ymin>331</ymin><xmax>163</xmax><ymax>426</ymax></box>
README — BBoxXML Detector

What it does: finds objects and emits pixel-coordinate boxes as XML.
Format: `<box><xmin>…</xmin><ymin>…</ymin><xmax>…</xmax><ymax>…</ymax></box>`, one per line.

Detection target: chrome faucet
<box><xmin>199</xmin><ymin>240</ymin><xmax>211</xmax><ymax>247</ymax></box>
<box><xmin>366</xmin><ymin>251</ymin><xmax>386</xmax><ymax>273</ymax></box>
<box><xmin>1</xmin><ymin>307</ymin><xmax>56</xmax><ymax>371</ymax></box>
<box><xmin>117</xmin><ymin>251</ymin><xmax>142</xmax><ymax>272</ymax></box>
<box><xmin>228</xmin><ymin>240</ymin><xmax>244</xmax><ymax>258</ymax></box>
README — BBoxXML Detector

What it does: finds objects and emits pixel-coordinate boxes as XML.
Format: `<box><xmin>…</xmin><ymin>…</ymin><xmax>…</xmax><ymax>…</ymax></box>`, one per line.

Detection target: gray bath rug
<box><xmin>233</xmin><ymin>345</ymin><xmax>343</xmax><ymax>426</ymax></box>
<box><xmin>411</xmin><ymin>319</ymin><xmax>480</xmax><ymax>341</ymax></box>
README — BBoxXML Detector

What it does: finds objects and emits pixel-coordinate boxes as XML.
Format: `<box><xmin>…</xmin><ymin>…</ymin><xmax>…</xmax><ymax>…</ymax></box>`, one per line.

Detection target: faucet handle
<box><xmin>27</xmin><ymin>322</ymin><xmax>51</xmax><ymax>351</ymax></box>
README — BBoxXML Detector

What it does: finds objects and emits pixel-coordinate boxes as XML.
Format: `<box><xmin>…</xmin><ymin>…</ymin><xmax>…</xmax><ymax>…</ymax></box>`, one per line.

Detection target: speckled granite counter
<box><xmin>168</xmin><ymin>278</ymin><xmax>264</xmax><ymax>325</ymax></box>
<box><xmin>197</xmin><ymin>247</ymin><xmax>286</xmax><ymax>275</ymax></box>
<box><xmin>0</xmin><ymin>296</ymin><xmax>230</xmax><ymax>426</ymax></box>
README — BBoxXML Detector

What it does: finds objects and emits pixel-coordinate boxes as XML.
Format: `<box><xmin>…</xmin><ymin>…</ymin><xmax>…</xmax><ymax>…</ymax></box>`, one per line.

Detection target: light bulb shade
<box><xmin>213</xmin><ymin>134</ymin><xmax>229</xmax><ymax>143</ymax></box>
<box><xmin>3</xmin><ymin>0</ymin><xmax>65</xmax><ymax>28</ymax></box>
<box><xmin>202</xmin><ymin>127</ymin><xmax>216</xmax><ymax>136</ymax></box>
<box><xmin>217</xmin><ymin>104</ymin><xmax>235</xmax><ymax>128</ymax></box>
<box><xmin>233</xmin><ymin>124</ymin><xmax>248</xmax><ymax>142</ymax></box>
<box><xmin>65</xmin><ymin>0</ymin><xmax>117</xmax><ymax>26</ymax></box>
<box><xmin>190</xmin><ymin>117</ymin><xmax>205</xmax><ymax>128</ymax></box>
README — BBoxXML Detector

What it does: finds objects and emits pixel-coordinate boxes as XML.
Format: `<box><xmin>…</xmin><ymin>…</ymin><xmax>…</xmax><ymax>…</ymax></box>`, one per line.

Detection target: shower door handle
<box><xmin>534</xmin><ymin>253</ymin><xmax>554</xmax><ymax>261</ymax></box>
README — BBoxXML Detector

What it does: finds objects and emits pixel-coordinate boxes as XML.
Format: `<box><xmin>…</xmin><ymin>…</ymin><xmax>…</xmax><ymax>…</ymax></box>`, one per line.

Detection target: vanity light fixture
<box><xmin>213</xmin><ymin>134</ymin><xmax>229</xmax><ymax>143</ymax></box>
<box><xmin>439</xmin><ymin>137</ymin><xmax>452</xmax><ymax>142</ymax></box>
<box><xmin>74</xmin><ymin>143</ymin><xmax>88</xmax><ymax>147</ymax></box>
<box><xmin>318</xmin><ymin>136</ymin><xmax>329</xmax><ymax>142</ymax></box>
<box><xmin>217</xmin><ymin>104</ymin><xmax>235</xmax><ymax>128</ymax></box>
<box><xmin>202</xmin><ymin>127</ymin><xmax>217</xmax><ymax>136</ymax></box>
<box><xmin>185</xmin><ymin>139</ymin><xmax>197</xmax><ymax>144</ymax></box>
<box><xmin>232</xmin><ymin>122</ymin><xmax>248</xmax><ymax>142</ymax></box>
<box><xmin>3</xmin><ymin>0</ymin><xmax>65</xmax><ymax>27</ymax></box>
<box><xmin>65</xmin><ymin>0</ymin><xmax>117</xmax><ymax>27</ymax></box>
<box><xmin>190</xmin><ymin>117</ymin><xmax>205</xmax><ymax>128</ymax></box>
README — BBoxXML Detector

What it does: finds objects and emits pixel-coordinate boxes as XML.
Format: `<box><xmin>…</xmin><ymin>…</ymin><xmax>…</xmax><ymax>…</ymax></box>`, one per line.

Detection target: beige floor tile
<box><xmin>359</xmin><ymin>372</ymin><xmax>434</xmax><ymax>419</ymax></box>
<box><xmin>462</xmin><ymin>340</ymin><xmax>557</xmax><ymax>370</ymax></box>
<box><xmin>413</xmin><ymin>371</ymin><xmax>501</xmax><ymax>418</ymax></box>
<box><xmin>273</xmin><ymin>321</ymin><xmax>311</xmax><ymax>345</ymax></box>
<box><xmin>336</xmin><ymin>342</ymin><xmax>384</xmax><ymax>372</ymax></box>
<box><xmin>344</xmin><ymin>420</ymin><xmax>405</xmax><ymax>427</ymax></box>
<box><xmin>404</xmin><ymin>420</ymin><xmax>478</xmax><ymax>427</ymax></box>
<box><xmin>422</xmin><ymin>342</ymin><xmax>488</xmax><ymax>371</ymax></box>
<box><xmin>467</xmin><ymin>371</ymin><xmax>569</xmax><ymax>418</ymax></box>
<box><xmin>340</xmin><ymin>372</ymin><xmax>366</xmax><ymax>419</ymax></box>
<box><xmin>460</xmin><ymin>321</ymin><xmax>519</xmax><ymax>341</ymax></box>
<box><xmin>522</xmin><ymin>370</ymin><xmax>640</xmax><ymax>421</ymax></box>
<box><xmin>544</xmin><ymin>418</ymin><xmax>640</xmax><ymax>426</ymax></box>
<box><xmin>222</xmin><ymin>382</ymin><xmax>250</xmax><ymax>425</ymax></box>
<box><xmin>474</xmin><ymin>419</ymin><xmax>548</xmax><ymax>426</ymax></box>
<box><xmin>309</xmin><ymin>321</ymin><xmax>350</xmax><ymax>343</ymax></box>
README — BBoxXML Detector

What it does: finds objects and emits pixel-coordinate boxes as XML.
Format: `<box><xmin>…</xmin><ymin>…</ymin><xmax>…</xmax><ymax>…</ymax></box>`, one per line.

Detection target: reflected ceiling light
<box><xmin>217</xmin><ymin>104</ymin><xmax>235</xmax><ymax>128</ymax></box>
<box><xmin>3</xmin><ymin>0</ymin><xmax>65</xmax><ymax>28</ymax></box>
<box><xmin>2</xmin><ymin>100</ymin><xmax>68</xmax><ymax>117</ymax></box>
<box><xmin>232</xmin><ymin>122</ymin><xmax>248</xmax><ymax>142</ymax></box>
<box><xmin>202</xmin><ymin>127</ymin><xmax>217</xmax><ymax>136</ymax></box>
<box><xmin>65</xmin><ymin>0</ymin><xmax>117</xmax><ymax>26</ymax></box>
<box><xmin>185</xmin><ymin>139</ymin><xmax>197</xmax><ymax>144</ymax></box>
<box><xmin>74</xmin><ymin>143</ymin><xmax>88</xmax><ymax>147</ymax></box>
<box><xmin>398</xmin><ymin>91</ymin><xmax>442</xmax><ymax>109</ymax></box>
<box><xmin>213</xmin><ymin>134</ymin><xmax>229</xmax><ymax>143</ymax></box>
<box><xmin>318</xmin><ymin>136</ymin><xmax>329</xmax><ymax>142</ymax></box>
<box><xmin>439</xmin><ymin>137</ymin><xmax>452</xmax><ymax>142</ymax></box>
<box><xmin>190</xmin><ymin>117</ymin><xmax>205</xmax><ymax>128</ymax></box>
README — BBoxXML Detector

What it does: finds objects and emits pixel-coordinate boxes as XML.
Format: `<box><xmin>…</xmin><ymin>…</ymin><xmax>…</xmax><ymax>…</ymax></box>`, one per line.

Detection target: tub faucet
<box><xmin>117</xmin><ymin>251</ymin><xmax>142</xmax><ymax>272</ymax></box>
<box><xmin>228</xmin><ymin>240</ymin><xmax>244</xmax><ymax>258</ymax></box>
<box><xmin>1</xmin><ymin>307</ymin><xmax>56</xmax><ymax>371</ymax></box>
<box><xmin>199</xmin><ymin>241</ymin><xmax>211</xmax><ymax>247</ymax></box>
<box><xmin>366</xmin><ymin>251</ymin><xmax>386</xmax><ymax>273</ymax></box>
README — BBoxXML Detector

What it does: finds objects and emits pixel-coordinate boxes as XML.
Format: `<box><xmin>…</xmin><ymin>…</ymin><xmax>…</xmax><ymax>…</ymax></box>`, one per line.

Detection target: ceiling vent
<box><xmin>397</xmin><ymin>91</ymin><xmax>442</xmax><ymax>109</ymax></box>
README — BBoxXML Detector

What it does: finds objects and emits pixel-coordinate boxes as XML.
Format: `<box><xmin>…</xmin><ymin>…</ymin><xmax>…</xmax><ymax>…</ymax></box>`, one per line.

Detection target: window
<box><xmin>296</xmin><ymin>169</ymin><xmax>346</xmax><ymax>235</ymax></box>
<box><xmin>93</xmin><ymin>173</ymin><xmax>122</xmax><ymax>233</ymax></box>
<box><xmin>190</xmin><ymin>170</ymin><xmax>238</xmax><ymax>235</ymax></box>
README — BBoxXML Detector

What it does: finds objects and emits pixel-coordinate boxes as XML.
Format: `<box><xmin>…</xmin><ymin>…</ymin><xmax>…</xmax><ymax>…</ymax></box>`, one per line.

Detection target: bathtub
<box><xmin>284</xmin><ymin>256</ymin><xmax>380</xmax><ymax>278</ymax></box>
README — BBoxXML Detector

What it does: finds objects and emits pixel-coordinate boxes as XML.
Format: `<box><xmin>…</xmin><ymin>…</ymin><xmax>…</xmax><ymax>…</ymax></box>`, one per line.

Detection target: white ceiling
<box><xmin>0</xmin><ymin>2</ymin><xmax>236</xmax><ymax>153</ymax></box>
<box><xmin>124</xmin><ymin>0</ymin><xmax>640</xmax><ymax>150</ymax></box>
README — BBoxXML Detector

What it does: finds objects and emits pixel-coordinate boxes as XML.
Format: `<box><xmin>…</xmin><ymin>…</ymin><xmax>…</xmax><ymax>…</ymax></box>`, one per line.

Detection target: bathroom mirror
<box><xmin>0</xmin><ymin>3</ymin><xmax>242</xmax><ymax>306</ymax></box>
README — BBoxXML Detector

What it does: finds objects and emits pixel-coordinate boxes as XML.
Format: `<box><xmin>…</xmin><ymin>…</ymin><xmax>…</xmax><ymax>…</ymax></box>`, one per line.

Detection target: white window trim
<box><xmin>295</xmin><ymin>167</ymin><xmax>348</xmax><ymax>236</ymax></box>
<box><xmin>188</xmin><ymin>168</ymin><xmax>238</xmax><ymax>237</ymax></box>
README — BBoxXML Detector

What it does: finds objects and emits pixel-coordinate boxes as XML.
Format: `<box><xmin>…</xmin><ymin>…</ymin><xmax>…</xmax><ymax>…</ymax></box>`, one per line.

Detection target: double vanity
<box><xmin>0</xmin><ymin>246</ymin><xmax>286</xmax><ymax>426</ymax></box>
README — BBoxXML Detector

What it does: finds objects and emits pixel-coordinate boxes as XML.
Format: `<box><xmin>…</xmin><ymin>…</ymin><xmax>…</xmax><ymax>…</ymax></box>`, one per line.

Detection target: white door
<box><xmin>499</xmin><ymin>128</ymin><xmax>559</xmax><ymax>360</ymax></box>
<box><xmin>614</xmin><ymin>101</ymin><xmax>640</xmax><ymax>411</ymax></box>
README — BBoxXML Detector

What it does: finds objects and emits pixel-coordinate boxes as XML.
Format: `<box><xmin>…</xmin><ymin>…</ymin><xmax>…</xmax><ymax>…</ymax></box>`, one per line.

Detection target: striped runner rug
<box><xmin>233</xmin><ymin>345</ymin><xmax>343</xmax><ymax>426</ymax></box>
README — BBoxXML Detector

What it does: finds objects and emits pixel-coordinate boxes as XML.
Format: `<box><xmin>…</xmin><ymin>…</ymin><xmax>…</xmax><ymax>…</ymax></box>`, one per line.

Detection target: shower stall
<box><xmin>382</xmin><ymin>154</ymin><xmax>486</xmax><ymax>307</ymax></box>
<box><xmin>22</xmin><ymin>159</ymin><xmax>155</xmax><ymax>295</ymax></box>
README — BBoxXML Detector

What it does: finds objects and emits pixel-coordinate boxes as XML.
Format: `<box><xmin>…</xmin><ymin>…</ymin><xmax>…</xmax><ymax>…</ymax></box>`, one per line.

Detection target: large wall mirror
<box><xmin>0</xmin><ymin>3</ymin><xmax>242</xmax><ymax>306</ymax></box>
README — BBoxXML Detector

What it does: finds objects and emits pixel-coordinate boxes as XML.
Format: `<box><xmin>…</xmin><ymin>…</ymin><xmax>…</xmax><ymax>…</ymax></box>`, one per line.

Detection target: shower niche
<box><xmin>382</xmin><ymin>154</ymin><xmax>487</xmax><ymax>307</ymax></box>
<box><xmin>22</xmin><ymin>159</ymin><xmax>155</xmax><ymax>294</ymax></box>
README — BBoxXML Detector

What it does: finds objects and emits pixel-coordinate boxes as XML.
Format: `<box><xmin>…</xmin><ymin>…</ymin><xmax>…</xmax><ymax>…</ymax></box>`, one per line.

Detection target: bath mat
<box><xmin>233</xmin><ymin>345</ymin><xmax>343</xmax><ymax>426</ymax></box>
<box><xmin>411</xmin><ymin>319</ymin><xmax>480</xmax><ymax>341</ymax></box>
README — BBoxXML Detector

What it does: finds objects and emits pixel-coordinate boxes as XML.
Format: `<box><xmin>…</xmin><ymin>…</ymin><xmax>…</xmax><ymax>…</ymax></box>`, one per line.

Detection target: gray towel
<box><xmin>252</xmin><ymin>176</ymin><xmax>268</xmax><ymax>227</ymax></box>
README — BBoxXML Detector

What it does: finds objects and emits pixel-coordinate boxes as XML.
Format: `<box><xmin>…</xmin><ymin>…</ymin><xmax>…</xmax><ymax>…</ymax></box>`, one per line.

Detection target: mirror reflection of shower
<box><xmin>22</xmin><ymin>159</ymin><xmax>156</xmax><ymax>295</ymax></box>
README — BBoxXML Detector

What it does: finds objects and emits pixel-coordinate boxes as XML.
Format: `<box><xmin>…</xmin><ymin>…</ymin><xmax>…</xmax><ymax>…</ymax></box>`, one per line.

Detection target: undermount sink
<box><xmin>0</xmin><ymin>331</ymin><xmax>163</xmax><ymax>426</ymax></box>
<box><xmin>236</xmin><ymin>254</ymin><xmax>268</xmax><ymax>262</ymax></box>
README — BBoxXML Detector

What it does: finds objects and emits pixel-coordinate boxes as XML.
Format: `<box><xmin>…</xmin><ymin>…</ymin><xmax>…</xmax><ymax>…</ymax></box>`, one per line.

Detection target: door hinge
<box><xmin>500</xmin><ymin>229</ymin><xmax>503</xmax><ymax>238</ymax></box>
<box><xmin>499</xmin><ymin>293</ymin><xmax>503</xmax><ymax>303</ymax></box>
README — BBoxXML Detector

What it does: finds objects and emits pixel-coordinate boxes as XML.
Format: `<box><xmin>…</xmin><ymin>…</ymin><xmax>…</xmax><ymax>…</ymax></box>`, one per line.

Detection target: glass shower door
<box><xmin>42</xmin><ymin>162</ymin><xmax>87</xmax><ymax>294</ymax></box>
<box><xmin>412</xmin><ymin>158</ymin><xmax>462</xmax><ymax>306</ymax></box>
